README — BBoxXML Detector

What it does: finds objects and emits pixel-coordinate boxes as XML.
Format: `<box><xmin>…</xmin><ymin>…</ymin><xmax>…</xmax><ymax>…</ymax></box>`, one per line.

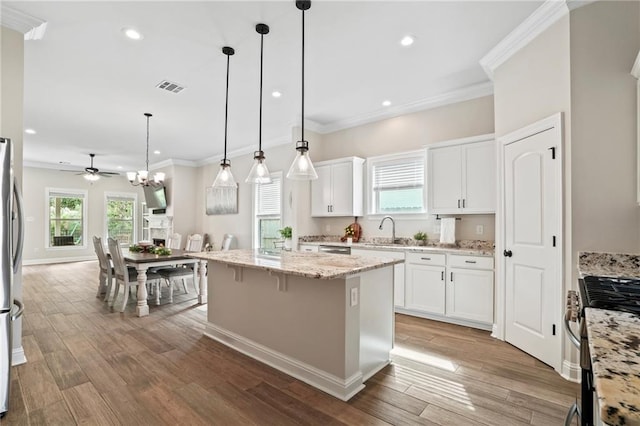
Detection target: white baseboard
<box><xmin>23</xmin><ymin>255</ymin><xmax>96</xmax><ymax>266</ymax></box>
<box><xmin>12</xmin><ymin>346</ymin><xmax>26</xmax><ymax>366</ymax></box>
<box><xmin>204</xmin><ymin>323</ymin><xmax>364</xmax><ymax>401</ymax></box>
<box><xmin>395</xmin><ymin>308</ymin><xmax>493</xmax><ymax>332</ymax></box>
<box><xmin>561</xmin><ymin>360</ymin><xmax>581</xmax><ymax>383</ymax></box>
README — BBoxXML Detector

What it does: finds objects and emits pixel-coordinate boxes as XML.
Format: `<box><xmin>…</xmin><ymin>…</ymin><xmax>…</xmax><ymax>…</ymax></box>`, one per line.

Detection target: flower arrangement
<box><xmin>129</xmin><ymin>244</ymin><xmax>143</xmax><ymax>252</ymax></box>
<box><xmin>345</xmin><ymin>225</ymin><xmax>355</xmax><ymax>237</ymax></box>
<box><xmin>151</xmin><ymin>246</ymin><xmax>172</xmax><ymax>256</ymax></box>
<box><xmin>128</xmin><ymin>244</ymin><xmax>172</xmax><ymax>255</ymax></box>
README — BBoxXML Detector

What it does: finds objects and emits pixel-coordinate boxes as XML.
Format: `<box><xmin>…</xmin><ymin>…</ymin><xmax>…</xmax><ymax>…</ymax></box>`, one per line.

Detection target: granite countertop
<box><xmin>585</xmin><ymin>308</ymin><xmax>640</xmax><ymax>426</ymax></box>
<box><xmin>578</xmin><ymin>251</ymin><xmax>640</xmax><ymax>278</ymax></box>
<box><xmin>298</xmin><ymin>240</ymin><xmax>494</xmax><ymax>257</ymax></box>
<box><xmin>189</xmin><ymin>249</ymin><xmax>404</xmax><ymax>280</ymax></box>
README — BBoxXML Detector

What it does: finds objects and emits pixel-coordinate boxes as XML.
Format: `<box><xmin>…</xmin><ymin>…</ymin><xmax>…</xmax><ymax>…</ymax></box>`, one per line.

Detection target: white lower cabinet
<box><xmin>351</xmin><ymin>248</ymin><xmax>405</xmax><ymax>308</ymax></box>
<box><xmin>447</xmin><ymin>267</ymin><xmax>494</xmax><ymax>324</ymax></box>
<box><xmin>402</xmin><ymin>252</ymin><xmax>494</xmax><ymax>330</ymax></box>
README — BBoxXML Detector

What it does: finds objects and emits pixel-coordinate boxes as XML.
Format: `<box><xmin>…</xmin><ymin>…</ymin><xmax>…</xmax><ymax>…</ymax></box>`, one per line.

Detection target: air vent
<box><xmin>156</xmin><ymin>80</ymin><xmax>185</xmax><ymax>94</ymax></box>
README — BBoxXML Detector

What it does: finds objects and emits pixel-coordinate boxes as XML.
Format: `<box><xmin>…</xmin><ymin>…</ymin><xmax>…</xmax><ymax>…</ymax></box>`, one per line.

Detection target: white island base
<box><xmin>202</xmin><ymin>258</ymin><xmax>395</xmax><ymax>401</ymax></box>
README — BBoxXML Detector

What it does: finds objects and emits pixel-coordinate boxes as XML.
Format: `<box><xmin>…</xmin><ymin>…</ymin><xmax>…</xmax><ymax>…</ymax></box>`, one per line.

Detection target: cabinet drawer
<box><xmin>298</xmin><ymin>244</ymin><xmax>319</xmax><ymax>253</ymax></box>
<box><xmin>405</xmin><ymin>252</ymin><xmax>446</xmax><ymax>266</ymax></box>
<box><xmin>447</xmin><ymin>254</ymin><xmax>493</xmax><ymax>270</ymax></box>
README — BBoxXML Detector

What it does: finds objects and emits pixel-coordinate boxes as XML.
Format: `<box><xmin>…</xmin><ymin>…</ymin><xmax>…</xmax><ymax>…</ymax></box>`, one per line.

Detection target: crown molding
<box><xmin>480</xmin><ymin>0</ymin><xmax>569</xmax><ymax>80</ymax></box>
<box><xmin>632</xmin><ymin>50</ymin><xmax>640</xmax><ymax>80</ymax></box>
<box><xmin>317</xmin><ymin>81</ymin><xmax>493</xmax><ymax>135</ymax></box>
<box><xmin>1</xmin><ymin>5</ymin><xmax>47</xmax><ymax>40</ymax></box>
<box><xmin>150</xmin><ymin>158</ymin><xmax>198</xmax><ymax>170</ymax></box>
<box><xmin>193</xmin><ymin>134</ymin><xmax>292</xmax><ymax>168</ymax></box>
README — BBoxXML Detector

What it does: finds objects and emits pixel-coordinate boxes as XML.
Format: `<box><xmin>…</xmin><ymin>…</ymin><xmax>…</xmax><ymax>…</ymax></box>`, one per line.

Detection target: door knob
<box><xmin>503</xmin><ymin>250</ymin><xmax>513</xmax><ymax>257</ymax></box>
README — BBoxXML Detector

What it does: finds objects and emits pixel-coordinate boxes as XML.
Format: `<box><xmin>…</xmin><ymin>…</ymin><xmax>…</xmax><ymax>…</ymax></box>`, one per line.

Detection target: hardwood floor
<box><xmin>2</xmin><ymin>261</ymin><xmax>578</xmax><ymax>425</ymax></box>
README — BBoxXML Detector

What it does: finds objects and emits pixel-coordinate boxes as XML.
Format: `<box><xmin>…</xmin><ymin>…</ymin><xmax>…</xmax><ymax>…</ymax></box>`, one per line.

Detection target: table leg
<box><xmin>135</xmin><ymin>265</ymin><xmax>150</xmax><ymax>317</ymax></box>
<box><xmin>198</xmin><ymin>260</ymin><xmax>207</xmax><ymax>304</ymax></box>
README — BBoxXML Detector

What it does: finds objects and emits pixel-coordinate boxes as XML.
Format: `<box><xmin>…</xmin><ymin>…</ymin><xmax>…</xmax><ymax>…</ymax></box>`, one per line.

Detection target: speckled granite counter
<box><xmin>189</xmin><ymin>249</ymin><xmax>404</xmax><ymax>280</ymax></box>
<box><xmin>298</xmin><ymin>240</ymin><xmax>494</xmax><ymax>257</ymax></box>
<box><xmin>579</xmin><ymin>251</ymin><xmax>640</xmax><ymax>278</ymax></box>
<box><xmin>585</xmin><ymin>308</ymin><xmax>640</xmax><ymax>426</ymax></box>
<box><xmin>578</xmin><ymin>251</ymin><xmax>640</xmax><ymax>426</ymax></box>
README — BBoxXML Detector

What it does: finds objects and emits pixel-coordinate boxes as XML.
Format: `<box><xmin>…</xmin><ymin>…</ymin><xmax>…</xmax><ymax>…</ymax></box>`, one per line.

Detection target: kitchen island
<box><xmin>189</xmin><ymin>249</ymin><xmax>404</xmax><ymax>401</ymax></box>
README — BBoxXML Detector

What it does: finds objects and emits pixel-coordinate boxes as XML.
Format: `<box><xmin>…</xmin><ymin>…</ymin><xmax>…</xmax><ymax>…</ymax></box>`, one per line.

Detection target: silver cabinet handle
<box><xmin>13</xmin><ymin>183</ymin><xmax>24</xmax><ymax>273</ymax></box>
<box><xmin>462</xmin><ymin>199</ymin><xmax>466</xmax><ymax>208</ymax></box>
<box><xmin>457</xmin><ymin>199</ymin><xmax>460</xmax><ymax>208</ymax></box>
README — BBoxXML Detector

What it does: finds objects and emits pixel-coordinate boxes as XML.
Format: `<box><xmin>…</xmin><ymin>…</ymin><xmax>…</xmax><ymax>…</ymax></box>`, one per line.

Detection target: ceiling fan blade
<box><xmin>97</xmin><ymin>171</ymin><xmax>119</xmax><ymax>176</ymax></box>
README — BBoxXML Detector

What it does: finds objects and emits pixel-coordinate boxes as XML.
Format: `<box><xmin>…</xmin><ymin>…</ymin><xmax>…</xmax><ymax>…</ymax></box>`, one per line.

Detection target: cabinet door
<box><xmin>329</xmin><ymin>161</ymin><xmax>353</xmax><ymax>216</ymax></box>
<box><xmin>405</xmin><ymin>264</ymin><xmax>446</xmax><ymax>315</ymax></box>
<box><xmin>446</xmin><ymin>268</ymin><xmax>494</xmax><ymax>324</ymax></box>
<box><xmin>351</xmin><ymin>249</ymin><xmax>405</xmax><ymax>308</ymax></box>
<box><xmin>462</xmin><ymin>141</ymin><xmax>496</xmax><ymax>213</ymax></box>
<box><xmin>311</xmin><ymin>165</ymin><xmax>332</xmax><ymax>217</ymax></box>
<box><xmin>428</xmin><ymin>146</ymin><xmax>462</xmax><ymax>214</ymax></box>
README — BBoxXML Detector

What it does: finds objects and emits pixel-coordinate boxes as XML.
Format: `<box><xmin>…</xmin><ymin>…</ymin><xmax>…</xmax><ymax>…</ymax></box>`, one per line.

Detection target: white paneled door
<box><xmin>503</xmin><ymin>115</ymin><xmax>562</xmax><ymax>370</ymax></box>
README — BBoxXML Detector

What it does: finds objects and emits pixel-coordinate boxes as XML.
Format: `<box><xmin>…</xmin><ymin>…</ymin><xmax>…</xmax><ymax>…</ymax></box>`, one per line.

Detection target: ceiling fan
<box><xmin>62</xmin><ymin>153</ymin><xmax>119</xmax><ymax>181</ymax></box>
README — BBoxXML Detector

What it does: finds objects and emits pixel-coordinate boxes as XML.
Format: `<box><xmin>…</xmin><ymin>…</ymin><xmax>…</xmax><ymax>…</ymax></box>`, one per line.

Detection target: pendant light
<box><xmin>246</xmin><ymin>24</ymin><xmax>273</xmax><ymax>184</ymax></box>
<box><xmin>212</xmin><ymin>46</ymin><xmax>238</xmax><ymax>188</ymax></box>
<box><xmin>286</xmin><ymin>0</ymin><xmax>318</xmax><ymax>180</ymax></box>
<box><xmin>127</xmin><ymin>113</ymin><xmax>165</xmax><ymax>187</ymax></box>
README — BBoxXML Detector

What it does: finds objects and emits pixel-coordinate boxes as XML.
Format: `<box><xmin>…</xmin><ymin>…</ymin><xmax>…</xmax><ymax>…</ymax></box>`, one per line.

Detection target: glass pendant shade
<box><xmin>212</xmin><ymin>160</ymin><xmax>237</xmax><ymax>188</ymax></box>
<box><xmin>286</xmin><ymin>141</ymin><xmax>318</xmax><ymax>180</ymax></box>
<box><xmin>246</xmin><ymin>151</ymin><xmax>272</xmax><ymax>184</ymax></box>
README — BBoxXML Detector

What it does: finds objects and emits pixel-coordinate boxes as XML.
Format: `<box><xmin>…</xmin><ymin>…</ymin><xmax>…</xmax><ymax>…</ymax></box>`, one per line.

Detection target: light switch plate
<box><xmin>476</xmin><ymin>225</ymin><xmax>484</xmax><ymax>235</ymax></box>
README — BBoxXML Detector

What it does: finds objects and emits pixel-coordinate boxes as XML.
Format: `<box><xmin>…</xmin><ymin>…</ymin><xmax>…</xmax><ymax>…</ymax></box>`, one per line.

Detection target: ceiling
<box><xmin>7</xmin><ymin>1</ymin><xmax>543</xmax><ymax>174</ymax></box>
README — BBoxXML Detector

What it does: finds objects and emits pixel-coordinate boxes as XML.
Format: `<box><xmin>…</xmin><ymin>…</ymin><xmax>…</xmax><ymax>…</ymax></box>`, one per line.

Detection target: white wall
<box><xmin>22</xmin><ymin>167</ymin><xmax>144</xmax><ymax>263</ymax></box>
<box><xmin>2</xmin><ymin>26</ymin><xmax>25</xmax><ymax>361</ymax></box>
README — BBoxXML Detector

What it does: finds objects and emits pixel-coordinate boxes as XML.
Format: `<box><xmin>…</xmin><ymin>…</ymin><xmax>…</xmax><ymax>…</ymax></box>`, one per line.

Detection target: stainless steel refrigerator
<box><xmin>0</xmin><ymin>138</ymin><xmax>24</xmax><ymax>418</ymax></box>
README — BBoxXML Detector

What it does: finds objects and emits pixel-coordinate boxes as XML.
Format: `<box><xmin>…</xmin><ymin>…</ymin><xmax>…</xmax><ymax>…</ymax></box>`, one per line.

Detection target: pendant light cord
<box><xmin>301</xmin><ymin>7</ymin><xmax>305</xmax><ymax>141</ymax></box>
<box><xmin>259</xmin><ymin>32</ymin><xmax>264</xmax><ymax>152</ymax></box>
<box><xmin>145</xmin><ymin>114</ymin><xmax>150</xmax><ymax>172</ymax></box>
<box><xmin>224</xmin><ymin>52</ymin><xmax>230</xmax><ymax>163</ymax></box>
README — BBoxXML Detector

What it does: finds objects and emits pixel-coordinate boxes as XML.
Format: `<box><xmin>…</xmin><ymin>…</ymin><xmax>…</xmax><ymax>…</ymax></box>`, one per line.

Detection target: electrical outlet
<box><xmin>350</xmin><ymin>287</ymin><xmax>359</xmax><ymax>307</ymax></box>
<box><xmin>476</xmin><ymin>225</ymin><xmax>484</xmax><ymax>235</ymax></box>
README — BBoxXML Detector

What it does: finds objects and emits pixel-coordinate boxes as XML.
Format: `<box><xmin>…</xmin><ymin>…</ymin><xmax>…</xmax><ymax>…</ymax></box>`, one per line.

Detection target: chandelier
<box><xmin>127</xmin><ymin>113</ymin><xmax>165</xmax><ymax>186</ymax></box>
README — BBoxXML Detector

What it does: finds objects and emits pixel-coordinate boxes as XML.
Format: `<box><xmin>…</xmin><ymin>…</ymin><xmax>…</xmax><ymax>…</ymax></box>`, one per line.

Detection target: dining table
<box><xmin>122</xmin><ymin>248</ymin><xmax>207</xmax><ymax>317</ymax></box>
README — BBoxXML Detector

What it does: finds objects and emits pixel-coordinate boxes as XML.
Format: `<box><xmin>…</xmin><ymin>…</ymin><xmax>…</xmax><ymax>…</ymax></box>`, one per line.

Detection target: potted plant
<box><xmin>279</xmin><ymin>226</ymin><xmax>293</xmax><ymax>250</ymax></box>
<box><xmin>413</xmin><ymin>231</ymin><xmax>427</xmax><ymax>246</ymax></box>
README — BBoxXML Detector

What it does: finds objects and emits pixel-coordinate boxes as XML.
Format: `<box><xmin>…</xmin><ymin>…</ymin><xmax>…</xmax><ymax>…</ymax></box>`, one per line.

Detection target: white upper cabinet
<box><xmin>427</xmin><ymin>134</ymin><xmax>496</xmax><ymax>214</ymax></box>
<box><xmin>311</xmin><ymin>157</ymin><xmax>364</xmax><ymax>217</ymax></box>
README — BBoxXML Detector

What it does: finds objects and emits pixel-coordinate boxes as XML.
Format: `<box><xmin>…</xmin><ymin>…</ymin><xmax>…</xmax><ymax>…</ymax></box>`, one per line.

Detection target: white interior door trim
<box><xmin>494</xmin><ymin>113</ymin><xmax>564</xmax><ymax>372</ymax></box>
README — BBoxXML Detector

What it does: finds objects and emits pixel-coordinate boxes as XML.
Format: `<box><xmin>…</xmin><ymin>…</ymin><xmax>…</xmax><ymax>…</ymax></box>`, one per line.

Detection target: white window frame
<box><xmin>104</xmin><ymin>192</ymin><xmax>138</xmax><ymax>246</ymax></box>
<box><xmin>252</xmin><ymin>171</ymin><xmax>283</xmax><ymax>249</ymax></box>
<box><xmin>366</xmin><ymin>149</ymin><xmax>427</xmax><ymax>218</ymax></box>
<box><xmin>45</xmin><ymin>187</ymin><xmax>88</xmax><ymax>250</ymax></box>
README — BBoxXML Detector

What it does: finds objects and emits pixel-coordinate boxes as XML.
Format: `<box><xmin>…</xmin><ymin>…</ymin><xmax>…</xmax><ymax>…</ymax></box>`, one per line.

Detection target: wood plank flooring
<box><xmin>2</xmin><ymin>261</ymin><xmax>579</xmax><ymax>425</ymax></box>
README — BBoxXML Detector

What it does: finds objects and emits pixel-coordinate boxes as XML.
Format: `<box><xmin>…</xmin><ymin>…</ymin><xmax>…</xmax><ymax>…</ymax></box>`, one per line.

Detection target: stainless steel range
<box><xmin>564</xmin><ymin>275</ymin><xmax>640</xmax><ymax>425</ymax></box>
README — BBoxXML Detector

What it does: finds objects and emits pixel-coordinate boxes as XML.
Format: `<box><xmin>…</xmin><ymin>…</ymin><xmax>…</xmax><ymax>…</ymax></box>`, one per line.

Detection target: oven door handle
<box><xmin>564</xmin><ymin>316</ymin><xmax>581</xmax><ymax>349</ymax></box>
<box><xmin>563</xmin><ymin>401</ymin><xmax>581</xmax><ymax>426</ymax></box>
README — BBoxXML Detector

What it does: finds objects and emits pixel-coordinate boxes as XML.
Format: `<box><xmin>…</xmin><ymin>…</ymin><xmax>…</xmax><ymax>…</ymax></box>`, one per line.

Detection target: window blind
<box><xmin>372</xmin><ymin>157</ymin><xmax>424</xmax><ymax>190</ymax></box>
<box><xmin>256</xmin><ymin>175</ymin><xmax>281</xmax><ymax>216</ymax></box>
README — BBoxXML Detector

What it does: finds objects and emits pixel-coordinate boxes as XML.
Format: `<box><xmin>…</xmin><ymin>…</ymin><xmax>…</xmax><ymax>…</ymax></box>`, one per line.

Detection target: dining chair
<box><xmin>93</xmin><ymin>236</ymin><xmax>114</xmax><ymax>301</ymax></box>
<box><xmin>107</xmin><ymin>237</ymin><xmax>162</xmax><ymax>312</ymax></box>
<box><xmin>157</xmin><ymin>233</ymin><xmax>204</xmax><ymax>302</ymax></box>
<box><xmin>166</xmin><ymin>233</ymin><xmax>182</xmax><ymax>250</ymax></box>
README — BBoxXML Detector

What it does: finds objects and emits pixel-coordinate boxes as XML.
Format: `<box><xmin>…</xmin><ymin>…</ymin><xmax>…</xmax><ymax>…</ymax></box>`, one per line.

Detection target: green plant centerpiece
<box><xmin>413</xmin><ymin>231</ymin><xmax>427</xmax><ymax>246</ymax></box>
<box><xmin>151</xmin><ymin>246</ymin><xmax>172</xmax><ymax>256</ymax></box>
<box><xmin>279</xmin><ymin>226</ymin><xmax>293</xmax><ymax>250</ymax></box>
<box><xmin>129</xmin><ymin>244</ymin><xmax>143</xmax><ymax>252</ymax></box>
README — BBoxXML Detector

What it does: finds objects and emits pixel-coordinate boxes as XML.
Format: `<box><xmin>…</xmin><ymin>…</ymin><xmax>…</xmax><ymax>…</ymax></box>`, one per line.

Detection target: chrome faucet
<box><xmin>378</xmin><ymin>216</ymin><xmax>397</xmax><ymax>244</ymax></box>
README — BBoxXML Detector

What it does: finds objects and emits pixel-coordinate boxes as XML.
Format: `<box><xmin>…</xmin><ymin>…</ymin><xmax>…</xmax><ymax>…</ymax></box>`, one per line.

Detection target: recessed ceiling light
<box><xmin>25</xmin><ymin>128</ymin><xmax>36</xmax><ymax>135</ymax></box>
<box><xmin>400</xmin><ymin>35</ymin><xmax>414</xmax><ymax>47</ymax></box>
<box><xmin>382</xmin><ymin>100</ymin><xmax>391</xmax><ymax>107</ymax></box>
<box><xmin>272</xmin><ymin>91</ymin><xmax>282</xmax><ymax>98</ymax></box>
<box><xmin>123</xmin><ymin>28</ymin><xmax>143</xmax><ymax>41</ymax></box>
<box><xmin>153</xmin><ymin>150</ymin><xmax>161</xmax><ymax>155</ymax></box>
<box><xmin>117</xmin><ymin>166</ymin><xmax>123</xmax><ymax>169</ymax></box>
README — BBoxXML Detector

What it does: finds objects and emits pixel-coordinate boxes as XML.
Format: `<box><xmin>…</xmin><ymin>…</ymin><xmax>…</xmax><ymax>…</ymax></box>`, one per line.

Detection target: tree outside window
<box><xmin>106</xmin><ymin>196</ymin><xmax>136</xmax><ymax>245</ymax></box>
<box><xmin>48</xmin><ymin>192</ymin><xmax>85</xmax><ymax>247</ymax></box>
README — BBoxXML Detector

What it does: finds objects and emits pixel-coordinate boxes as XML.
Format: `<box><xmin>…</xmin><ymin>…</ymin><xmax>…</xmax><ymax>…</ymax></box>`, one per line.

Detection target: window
<box><xmin>105</xmin><ymin>193</ymin><xmax>137</xmax><ymax>245</ymax></box>
<box><xmin>254</xmin><ymin>172</ymin><xmax>282</xmax><ymax>249</ymax></box>
<box><xmin>46</xmin><ymin>188</ymin><xmax>87</xmax><ymax>248</ymax></box>
<box><xmin>368</xmin><ymin>150</ymin><xmax>426</xmax><ymax>215</ymax></box>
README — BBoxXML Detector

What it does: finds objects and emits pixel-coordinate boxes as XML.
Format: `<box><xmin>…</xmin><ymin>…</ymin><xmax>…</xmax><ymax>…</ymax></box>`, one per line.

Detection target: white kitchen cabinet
<box><xmin>427</xmin><ymin>134</ymin><xmax>495</xmax><ymax>214</ymax></box>
<box><xmin>351</xmin><ymin>248</ymin><xmax>405</xmax><ymax>307</ymax></box>
<box><xmin>298</xmin><ymin>244</ymin><xmax>319</xmax><ymax>253</ymax></box>
<box><xmin>404</xmin><ymin>252</ymin><xmax>446</xmax><ymax>315</ymax></box>
<box><xmin>311</xmin><ymin>157</ymin><xmax>364</xmax><ymax>217</ymax></box>
<box><xmin>447</xmin><ymin>266</ymin><xmax>494</xmax><ymax>324</ymax></box>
